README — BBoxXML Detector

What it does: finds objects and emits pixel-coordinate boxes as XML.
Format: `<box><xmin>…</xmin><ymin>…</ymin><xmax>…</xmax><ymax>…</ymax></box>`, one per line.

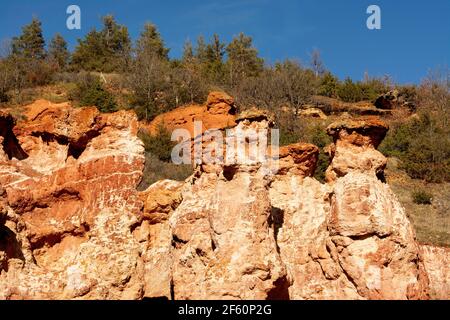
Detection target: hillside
<box><xmin>0</xmin><ymin>13</ymin><xmax>448</xmax><ymax>301</ymax></box>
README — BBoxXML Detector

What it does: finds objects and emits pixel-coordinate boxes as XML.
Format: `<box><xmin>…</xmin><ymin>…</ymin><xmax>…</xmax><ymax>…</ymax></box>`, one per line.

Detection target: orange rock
<box><xmin>325</xmin><ymin>117</ymin><xmax>388</xmax><ymax>182</ymax></box>
<box><xmin>143</xmin><ymin>91</ymin><xmax>236</xmax><ymax>137</ymax></box>
<box><xmin>277</xmin><ymin>143</ymin><xmax>319</xmax><ymax>176</ymax></box>
<box><xmin>326</xmin><ymin>117</ymin><xmax>389</xmax><ymax>148</ymax></box>
<box><xmin>420</xmin><ymin>245</ymin><xmax>450</xmax><ymax>299</ymax></box>
<box><xmin>0</xmin><ymin>98</ymin><xmax>444</xmax><ymax>300</ymax></box>
<box><xmin>0</xmin><ymin>100</ymin><xmax>146</xmax><ymax>299</ymax></box>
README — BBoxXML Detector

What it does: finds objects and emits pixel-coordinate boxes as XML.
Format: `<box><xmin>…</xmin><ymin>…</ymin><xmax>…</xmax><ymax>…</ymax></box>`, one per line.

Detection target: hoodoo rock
<box><xmin>0</xmin><ymin>98</ymin><xmax>448</xmax><ymax>300</ymax></box>
<box><xmin>325</xmin><ymin>117</ymin><xmax>389</xmax><ymax>182</ymax></box>
<box><xmin>269</xmin><ymin>117</ymin><xmax>428</xmax><ymax>299</ymax></box>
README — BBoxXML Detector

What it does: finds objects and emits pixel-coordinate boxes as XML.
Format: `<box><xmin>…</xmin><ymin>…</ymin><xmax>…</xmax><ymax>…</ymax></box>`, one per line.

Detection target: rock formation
<box><xmin>420</xmin><ymin>245</ymin><xmax>450</xmax><ymax>299</ymax></box>
<box><xmin>325</xmin><ymin>117</ymin><xmax>388</xmax><ymax>182</ymax></box>
<box><xmin>0</xmin><ymin>98</ymin><xmax>448</xmax><ymax>300</ymax></box>
<box><xmin>310</xmin><ymin>95</ymin><xmax>392</xmax><ymax>116</ymax></box>
<box><xmin>143</xmin><ymin>91</ymin><xmax>237</xmax><ymax>137</ymax></box>
<box><xmin>0</xmin><ymin>100</ymin><xmax>145</xmax><ymax>299</ymax></box>
<box><xmin>374</xmin><ymin>89</ymin><xmax>414</xmax><ymax>110</ymax></box>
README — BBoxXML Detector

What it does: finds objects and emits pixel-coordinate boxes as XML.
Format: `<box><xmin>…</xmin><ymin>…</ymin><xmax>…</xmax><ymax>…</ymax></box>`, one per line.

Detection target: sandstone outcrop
<box><xmin>0</xmin><ymin>100</ymin><xmax>146</xmax><ymax>299</ymax></box>
<box><xmin>374</xmin><ymin>89</ymin><xmax>415</xmax><ymax>110</ymax></box>
<box><xmin>143</xmin><ymin>91</ymin><xmax>236</xmax><ymax>137</ymax></box>
<box><xmin>325</xmin><ymin>117</ymin><xmax>388</xmax><ymax>182</ymax></box>
<box><xmin>310</xmin><ymin>95</ymin><xmax>392</xmax><ymax>116</ymax></box>
<box><xmin>420</xmin><ymin>245</ymin><xmax>450</xmax><ymax>299</ymax></box>
<box><xmin>0</xmin><ymin>98</ymin><xmax>448</xmax><ymax>300</ymax></box>
<box><xmin>268</xmin><ymin>117</ymin><xmax>428</xmax><ymax>299</ymax></box>
<box><xmin>298</xmin><ymin>107</ymin><xmax>327</xmax><ymax>119</ymax></box>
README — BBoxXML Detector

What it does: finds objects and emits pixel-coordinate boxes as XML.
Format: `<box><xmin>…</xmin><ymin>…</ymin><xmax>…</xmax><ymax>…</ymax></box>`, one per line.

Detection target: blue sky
<box><xmin>1</xmin><ymin>0</ymin><xmax>448</xmax><ymax>84</ymax></box>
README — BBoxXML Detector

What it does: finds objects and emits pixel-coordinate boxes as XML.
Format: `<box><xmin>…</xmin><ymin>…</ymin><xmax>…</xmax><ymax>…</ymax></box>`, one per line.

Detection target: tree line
<box><xmin>0</xmin><ymin>15</ymin><xmax>394</xmax><ymax>117</ymax></box>
<box><xmin>0</xmin><ymin>15</ymin><xmax>448</xmax><ymax>183</ymax></box>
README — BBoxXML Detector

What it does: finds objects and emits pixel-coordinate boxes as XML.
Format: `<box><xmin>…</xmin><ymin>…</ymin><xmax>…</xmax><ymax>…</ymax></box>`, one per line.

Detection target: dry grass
<box><xmin>385</xmin><ymin>157</ymin><xmax>450</xmax><ymax>247</ymax></box>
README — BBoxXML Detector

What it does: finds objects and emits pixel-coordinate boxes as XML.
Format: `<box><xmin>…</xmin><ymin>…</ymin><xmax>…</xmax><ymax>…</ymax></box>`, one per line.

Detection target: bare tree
<box><xmin>276</xmin><ymin>59</ymin><xmax>317</xmax><ymax>115</ymax></box>
<box><xmin>310</xmin><ymin>48</ymin><xmax>325</xmax><ymax>77</ymax></box>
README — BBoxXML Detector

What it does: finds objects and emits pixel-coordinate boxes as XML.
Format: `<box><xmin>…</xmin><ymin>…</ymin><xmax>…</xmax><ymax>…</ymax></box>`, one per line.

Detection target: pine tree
<box><xmin>49</xmin><ymin>33</ymin><xmax>69</xmax><ymax>70</ymax></box>
<box><xmin>71</xmin><ymin>29</ymin><xmax>105</xmax><ymax>71</ymax></box>
<box><xmin>182</xmin><ymin>40</ymin><xmax>194</xmax><ymax>63</ymax></box>
<box><xmin>226</xmin><ymin>32</ymin><xmax>263</xmax><ymax>85</ymax></box>
<box><xmin>129</xmin><ymin>22</ymin><xmax>171</xmax><ymax>121</ymax></box>
<box><xmin>101</xmin><ymin>15</ymin><xmax>131</xmax><ymax>66</ymax></box>
<box><xmin>206</xmin><ymin>34</ymin><xmax>225</xmax><ymax>64</ymax></box>
<box><xmin>203</xmin><ymin>34</ymin><xmax>226</xmax><ymax>82</ymax></box>
<box><xmin>136</xmin><ymin>22</ymin><xmax>169</xmax><ymax>60</ymax></box>
<box><xmin>195</xmin><ymin>36</ymin><xmax>208</xmax><ymax>63</ymax></box>
<box><xmin>179</xmin><ymin>39</ymin><xmax>207</xmax><ymax>104</ymax></box>
<box><xmin>71</xmin><ymin>15</ymin><xmax>131</xmax><ymax>72</ymax></box>
<box><xmin>319</xmin><ymin>71</ymin><xmax>339</xmax><ymax>98</ymax></box>
<box><xmin>12</xmin><ymin>17</ymin><xmax>46</xmax><ymax>60</ymax></box>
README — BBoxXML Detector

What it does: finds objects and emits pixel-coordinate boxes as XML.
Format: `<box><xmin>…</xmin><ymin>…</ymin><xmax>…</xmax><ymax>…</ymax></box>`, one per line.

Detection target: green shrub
<box><xmin>337</xmin><ymin>78</ymin><xmax>364</xmax><ymax>102</ymax></box>
<box><xmin>380</xmin><ymin>113</ymin><xmax>450</xmax><ymax>183</ymax></box>
<box><xmin>138</xmin><ymin>127</ymin><xmax>174</xmax><ymax>162</ymax></box>
<box><xmin>337</xmin><ymin>77</ymin><xmax>389</xmax><ymax>103</ymax></box>
<box><xmin>277</xmin><ymin>111</ymin><xmax>305</xmax><ymax>146</ymax></box>
<box><xmin>137</xmin><ymin>126</ymin><xmax>194</xmax><ymax>189</ymax></box>
<box><xmin>129</xmin><ymin>97</ymin><xmax>161</xmax><ymax>122</ymax></box>
<box><xmin>138</xmin><ymin>153</ymin><xmax>193</xmax><ymax>190</ymax></box>
<box><xmin>412</xmin><ymin>190</ymin><xmax>432</xmax><ymax>205</ymax></box>
<box><xmin>69</xmin><ymin>73</ymin><xmax>117</xmax><ymax>113</ymax></box>
<box><xmin>279</xmin><ymin>127</ymin><xmax>303</xmax><ymax>146</ymax></box>
<box><xmin>318</xmin><ymin>72</ymin><xmax>339</xmax><ymax>98</ymax></box>
<box><xmin>310</xmin><ymin>126</ymin><xmax>332</xmax><ymax>182</ymax></box>
<box><xmin>0</xmin><ymin>89</ymin><xmax>9</xmax><ymax>103</ymax></box>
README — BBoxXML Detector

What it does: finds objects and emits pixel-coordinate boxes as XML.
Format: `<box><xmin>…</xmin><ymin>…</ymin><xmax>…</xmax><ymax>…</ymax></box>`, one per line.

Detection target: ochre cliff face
<box><xmin>0</xmin><ymin>99</ymin><xmax>448</xmax><ymax>300</ymax></box>
<box><xmin>0</xmin><ymin>100</ymin><xmax>145</xmax><ymax>299</ymax></box>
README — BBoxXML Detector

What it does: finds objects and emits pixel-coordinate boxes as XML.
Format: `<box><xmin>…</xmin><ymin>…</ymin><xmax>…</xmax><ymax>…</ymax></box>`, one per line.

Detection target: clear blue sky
<box><xmin>1</xmin><ymin>0</ymin><xmax>448</xmax><ymax>84</ymax></box>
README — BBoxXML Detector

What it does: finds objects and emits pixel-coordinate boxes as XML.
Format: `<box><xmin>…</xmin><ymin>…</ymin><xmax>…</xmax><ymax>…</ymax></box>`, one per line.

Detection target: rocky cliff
<box><xmin>0</xmin><ymin>98</ymin><xmax>448</xmax><ymax>300</ymax></box>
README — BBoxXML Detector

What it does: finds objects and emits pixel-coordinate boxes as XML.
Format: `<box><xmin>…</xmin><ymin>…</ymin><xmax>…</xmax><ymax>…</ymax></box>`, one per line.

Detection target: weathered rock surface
<box><xmin>144</xmin><ymin>91</ymin><xmax>236</xmax><ymax>137</ymax></box>
<box><xmin>325</xmin><ymin>117</ymin><xmax>389</xmax><ymax>182</ymax></box>
<box><xmin>310</xmin><ymin>95</ymin><xmax>392</xmax><ymax>116</ymax></box>
<box><xmin>0</xmin><ymin>98</ymin><xmax>447</xmax><ymax>300</ymax></box>
<box><xmin>269</xmin><ymin>119</ymin><xmax>428</xmax><ymax>299</ymax></box>
<box><xmin>170</xmin><ymin>117</ymin><xmax>286</xmax><ymax>300</ymax></box>
<box><xmin>137</xmin><ymin>179</ymin><xmax>183</xmax><ymax>299</ymax></box>
<box><xmin>298</xmin><ymin>107</ymin><xmax>327</xmax><ymax>119</ymax></box>
<box><xmin>420</xmin><ymin>245</ymin><xmax>450</xmax><ymax>299</ymax></box>
<box><xmin>0</xmin><ymin>100</ymin><xmax>146</xmax><ymax>299</ymax></box>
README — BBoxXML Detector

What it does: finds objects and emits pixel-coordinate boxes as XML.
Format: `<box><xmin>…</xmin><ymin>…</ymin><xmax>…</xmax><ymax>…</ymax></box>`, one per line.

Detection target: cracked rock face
<box><xmin>0</xmin><ymin>100</ymin><xmax>145</xmax><ymax>299</ymax></box>
<box><xmin>0</xmin><ymin>100</ymin><xmax>447</xmax><ymax>300</ymax></box>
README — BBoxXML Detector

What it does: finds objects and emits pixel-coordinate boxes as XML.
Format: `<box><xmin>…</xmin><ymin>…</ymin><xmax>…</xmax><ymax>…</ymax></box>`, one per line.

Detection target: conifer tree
<box><xmin>71</xmin><ymin>15</ymin><xmax>131</xmax><ymax>72</ymax></box>
<box><xmin>136</xmin><ymin>22</ymin><xmax>169</xmax><ymax>60</ymax></box>
<box><xmin>226</xmin><ymin>32</ymin><xmax>263</xmax><ymax>85</ymax></box>
<box><xmin>12</xmin><ymin>17</ymin><xmax>46</xmax><ymax>60</ymax></box>
<box><xmin>195</xmin><ymin>35</ymin><xmax>208</xmax><ymax>63</ymax></box>
<box><xmin>182</xmin><ymin>40</ymin><xmax>194</xmax><ymax>63</ymax></box>
<box><xmin>49</xmin><ymin>33</ymin><xmax>70</xmax><ymax>70</ymax></box>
